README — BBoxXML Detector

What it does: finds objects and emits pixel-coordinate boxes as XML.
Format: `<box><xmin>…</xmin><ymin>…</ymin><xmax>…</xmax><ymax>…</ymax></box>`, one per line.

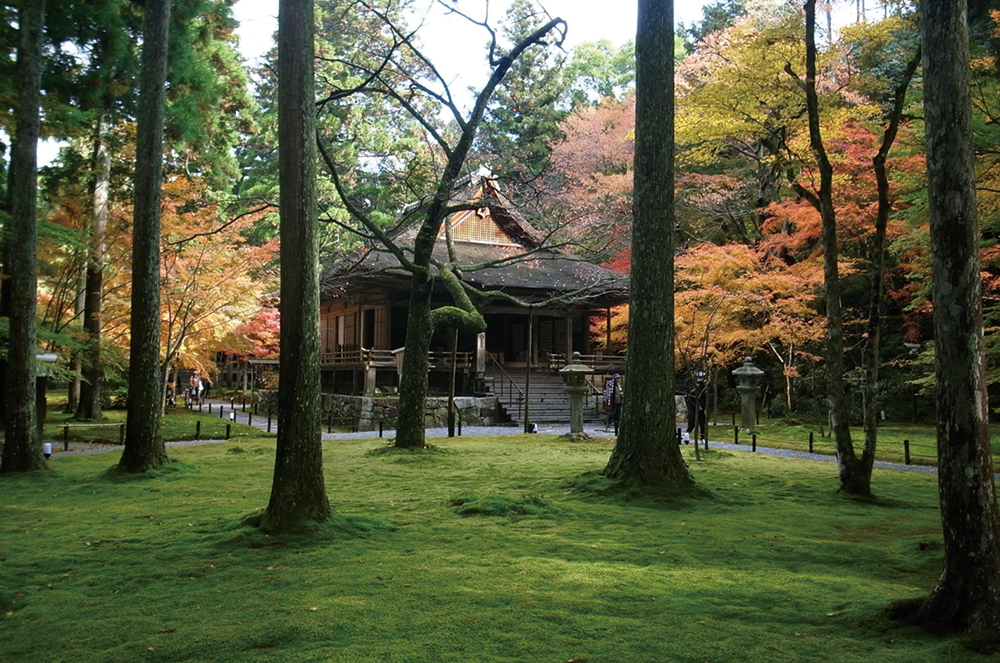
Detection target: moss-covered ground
<box><xmin>0</xmin><ymin>433</ymin><xmax>991</xmax><ymax>662</ymax></box>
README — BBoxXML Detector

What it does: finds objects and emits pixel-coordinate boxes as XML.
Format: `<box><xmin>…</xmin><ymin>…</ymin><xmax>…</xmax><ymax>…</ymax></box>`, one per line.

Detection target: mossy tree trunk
<box><xmin>1</xmin><ymin>0</ymin><xmax>46</xmax><ymax>474</ymax></box>
<box><xmin>394</xmin><ymin>272</ymin><xmax>435</xmax><ymax>448</ymax></box>
<box><xmin>321</xmin><ymin>16</ymin><xmax>568</xmax><ymax>449</ymax></box>
<box><xmin>119</xmin><ymin>0</ymin><xmax>171</xmax><ymax>473</ymax></box>
<box><xmin>913</xmin><ymin>0</ymin><xmax>1000</xmax><ymax>633</ymax></box>
<box><xmin>77</xmin><ymin>116</ymin><xmax>111</xmax><ymax>421</ymax></box>
<box><xmin>603</xmin><ymin>0</ymin><xmax>691</xmax><ymax>485</ymax></box>
<box><xmin>260</xmin><ymin>0</ymin><xmax>330</xmax><ymax>531</ymax></box>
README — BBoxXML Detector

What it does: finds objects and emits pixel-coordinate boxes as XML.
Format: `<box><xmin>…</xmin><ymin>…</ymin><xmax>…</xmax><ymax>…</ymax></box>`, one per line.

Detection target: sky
<box><xmin>232</xmin><ymin>0</ymin><xmax>712</xmax><ymax>84</ymax></box>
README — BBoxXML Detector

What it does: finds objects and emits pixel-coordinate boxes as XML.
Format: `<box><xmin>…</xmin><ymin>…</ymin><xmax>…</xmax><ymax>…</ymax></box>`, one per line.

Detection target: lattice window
<box><xmin>442</xmin><ymin>208</ymin><xmax>517</xmax><ymax>246</ymax></box>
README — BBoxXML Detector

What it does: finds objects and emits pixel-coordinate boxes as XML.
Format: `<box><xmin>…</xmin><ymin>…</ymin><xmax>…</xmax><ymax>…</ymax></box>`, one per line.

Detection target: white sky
<box><xmin>232</xmin><ymin>0</ymin><xmax>712</xmax><ymax>81</ymax></box>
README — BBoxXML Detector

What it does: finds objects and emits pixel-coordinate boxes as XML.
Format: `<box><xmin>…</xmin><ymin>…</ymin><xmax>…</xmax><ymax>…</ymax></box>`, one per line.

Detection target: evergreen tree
<box><xmin>119</xmin><ymin>0</ymin><xmax>171</xmax><ymax>473</ymax></box>
<box><xmin>478</xmin><ymin>0</ymin><xmax>569</xmax><ymax>189</ymax></box>
<box><xmin>603</xmin><ymin>0</ymin><xmax>691</xmax><ymax>485</ymax></box>
<box><xmin>911</xmin><ymin>0</ymin><xmax>1000</xmax><ymax>633</ymax></box>
<box><xmin>260</xmin><ymin>0</ymin><xmax>330</xmax><ymax>532</ymax></box>
<box><xmin>1</xmin><ymin>0</ymin><xmax>46</xmax><ymax>473</ymax></box>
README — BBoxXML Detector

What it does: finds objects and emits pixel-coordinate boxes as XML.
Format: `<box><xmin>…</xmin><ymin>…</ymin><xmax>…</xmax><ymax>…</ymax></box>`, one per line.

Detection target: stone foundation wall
<box><xmin>256</xmin><ymin>391</ymin><xmax>502</xmax><ymax>431</ymax></box>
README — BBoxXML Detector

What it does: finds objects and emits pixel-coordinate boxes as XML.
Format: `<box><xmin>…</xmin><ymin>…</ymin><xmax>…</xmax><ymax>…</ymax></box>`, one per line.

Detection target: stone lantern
<box><xmin>731</xmin><ymin>357</ymin><xmax>764</xmax><ymax>430</ymax></box>
<box><xmin>560</xmin><ymin>352</ymin><xmax>595</xmax><ymax>438</ymax></box>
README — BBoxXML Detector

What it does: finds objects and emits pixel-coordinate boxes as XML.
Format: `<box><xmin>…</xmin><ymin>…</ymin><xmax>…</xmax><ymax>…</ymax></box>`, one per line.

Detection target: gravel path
<box><xmin>45</xmin><ymin>413</ymin><xmax>945</xmax><ymax>477</ymax></box>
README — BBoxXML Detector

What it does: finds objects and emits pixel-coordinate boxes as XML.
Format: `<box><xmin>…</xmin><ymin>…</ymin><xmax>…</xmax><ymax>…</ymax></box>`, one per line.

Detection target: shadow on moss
<box><xmin>560</xmin><ymin>469</ymin><xmax>714</xmax><ymax>505</ymax></box>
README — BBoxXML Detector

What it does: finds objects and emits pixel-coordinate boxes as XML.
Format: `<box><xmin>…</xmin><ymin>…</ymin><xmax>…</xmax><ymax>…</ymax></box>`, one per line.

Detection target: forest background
<box><xmin>2</xmin><ymin>0</ymin><xmax>991</xmax><ymax>426</ymax></box>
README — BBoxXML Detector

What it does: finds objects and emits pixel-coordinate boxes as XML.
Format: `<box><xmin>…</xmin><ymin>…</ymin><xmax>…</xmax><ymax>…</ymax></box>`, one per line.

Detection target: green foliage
<box><xmin>97</xmin><ymin>340</ymin><xmax>130</xmax><ymax>410</ymax></box>
<box><xmin>0</xmin><ymin>435</ymin><xmax>991</xmax><ymax>661</ymax></box>
<box><xmin>478</xmin><ymin>0</ymin><xmax>569</xmax><ymax>187</ymax></box>
<box><xmin>561</xmin><ymin>39</ymin><xmax>635</xmax><ymax>108</ymax></box>
<box><xmin>679</xmin><ymin>0</ymin><xmax>747</xmax><ymax>48</ymax></box>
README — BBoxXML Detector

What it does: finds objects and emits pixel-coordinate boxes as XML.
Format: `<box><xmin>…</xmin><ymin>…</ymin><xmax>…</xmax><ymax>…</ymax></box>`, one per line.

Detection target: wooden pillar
<box><xmin>605</xmin><ymin>306</ymin><xmax>612</xmax><ymax>350</ymax></box>
<box><xmin>565</xmin><ymin>313</ymin><xmax>574</xmax><ymax>357</ymax></box>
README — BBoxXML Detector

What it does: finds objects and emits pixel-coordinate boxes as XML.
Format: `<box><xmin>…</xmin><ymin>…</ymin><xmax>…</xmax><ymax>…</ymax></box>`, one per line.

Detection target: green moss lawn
<box><xmin>1</xmin><ymin>432</ymin><xmax>992</xmax><ymax>662</ymax></box>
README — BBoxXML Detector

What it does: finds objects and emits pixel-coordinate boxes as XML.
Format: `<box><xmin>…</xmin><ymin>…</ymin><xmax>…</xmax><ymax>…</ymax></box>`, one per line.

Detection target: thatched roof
<box><xmin>321</xmin><ymin>172</ymin><xmax>629</xmax><ymax>308</ymax></box>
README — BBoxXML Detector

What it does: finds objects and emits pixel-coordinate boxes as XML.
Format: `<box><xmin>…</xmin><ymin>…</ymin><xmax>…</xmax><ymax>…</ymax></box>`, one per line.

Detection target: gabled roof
<box><xmin>321</xmin><ymin>171</ymin><xmax>629</xmax><ymax>307</ymax></box>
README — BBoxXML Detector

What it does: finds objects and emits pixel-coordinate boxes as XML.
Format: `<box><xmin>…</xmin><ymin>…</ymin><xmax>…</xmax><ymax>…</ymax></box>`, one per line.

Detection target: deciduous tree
<box><xmin>322</xmin><ymin>1</ymin><xmax>567</xmax><ymax>449</ymax></box>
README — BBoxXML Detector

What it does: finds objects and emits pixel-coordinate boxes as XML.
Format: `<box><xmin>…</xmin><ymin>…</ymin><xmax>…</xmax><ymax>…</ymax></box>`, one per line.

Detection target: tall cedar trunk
<box><xmin>914</xmin><ymin>0</ymin><xmax>1000</xmax><ymax>632</ymax></box>
<box><xmin>261</xmin><ymin>0</ymin><xmax>330</xmax><ymax>531</ymax></box>
<box><xmin>603</xmin><ymin>0</ymin><xmax>691</xmax><ymax>485</ymax></box>
<box><xmin>68</xmin><ymin>276</ymin><xmax>84</xmax><ymax>413</ymax></box>
<box><xmin>119</xmin><ymin>0</ymin><xmax>170</xmax><ymax>472</ymax></box>
<box><xmin>0</xmin><ymin>0</ymin><xmax>46</xmax><ymax>473</ymax></box>
<box><xmin>801</xmin><ymin>0</ymin><xmax>867</xmax><ymax>495</ymax></box>
<box><xmin>77</xmin><ymin>117</ymin><xmax>111</xmax><ymax>420</ymax></box>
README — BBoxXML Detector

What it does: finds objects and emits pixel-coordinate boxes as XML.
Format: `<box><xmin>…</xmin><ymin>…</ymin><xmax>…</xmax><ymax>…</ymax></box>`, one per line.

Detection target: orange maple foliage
<box><xmin>98</xmin><ymin>176</ymin><xmax>277</xmax><ymax>375</ymax></box>
<box><xmin>675</xmin><ymin>242</ymin><xmax>826</xmax><ymax>412</ymax></box>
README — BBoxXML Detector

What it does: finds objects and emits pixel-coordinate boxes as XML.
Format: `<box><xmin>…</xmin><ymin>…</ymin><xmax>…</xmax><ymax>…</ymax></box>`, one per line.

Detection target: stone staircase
<box><xmin>486</xmin><ymin>368</ymin><xmax>605</xmax><ymax>426</ymax></box>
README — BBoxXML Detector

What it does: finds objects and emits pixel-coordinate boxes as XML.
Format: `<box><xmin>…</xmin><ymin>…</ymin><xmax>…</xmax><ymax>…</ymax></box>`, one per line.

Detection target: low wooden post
<box><xmin>267</xmin><ymin>410</ymin><xmax>272</xmax><ymax>433</ymax></box>
<box><xmin>752</xmin><ymin>433</ymin><xmax>757</xmax><ymax>453</ymax></box>
<box><xmin>63</xmin><ymin>425</ymin><xmax>69</xmax><ymax>451</ymax></box>
<box><xmin>904</xmin><ymin>439</ymin><xmax>911</xmax><ymax>465</ymax></box>
<box><xmin>809</xmin><ymin>431</ymin><xmax>814</xmax><ymax>453</ymax></box>
<box><xmin>734</xmin><ymin>428</ymin><xmax>739</xmax><ymax>445</ymax></box>
<box><xmin>196</xmin><ymin>420</ymin><xmax>201</xmax><ymax>440</ymax></box>
<box><xmin>119</xmin><ymin>423</ymin><xmax>125</xmax><ymax>446</ymax></box>
<box><xmin>226</xmin><ymin>423</ymin><xmax>231</xmax><ymax>440</ymax></box>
